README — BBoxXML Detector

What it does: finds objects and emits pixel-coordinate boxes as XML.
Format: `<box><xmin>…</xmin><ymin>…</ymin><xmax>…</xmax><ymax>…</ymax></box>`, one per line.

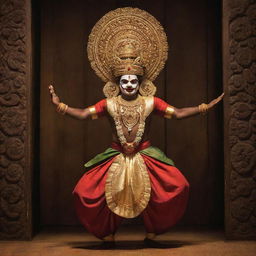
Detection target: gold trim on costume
<box><xmin>144</xmin><ymin>96</ymin><xmax>154</xmax><ymax>116</ymax></box>
<box><xmin>164</xmin><ymin>106</ymin><xmax>175</xmax><ymax>119</ymax></box>
<box><xmin>105</xmin><ymin>96</ymin><xmax>154</xmax><ymax>217</ymax></box>
<box><xmin>105</xmin><ymin>153</ymin><xmax>151</xmax><ymax>218</ymax></box>
<box><xmin>88</xmin><ymin>106</ymin><xmax>98</xmax><ymax>120</ymax></box>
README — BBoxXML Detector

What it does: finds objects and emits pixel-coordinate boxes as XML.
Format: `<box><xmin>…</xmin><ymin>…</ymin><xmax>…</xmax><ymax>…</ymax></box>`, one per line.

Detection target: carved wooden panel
<box><xmin>223</xmin><ymin>0</ymin><xmax>256</xmax><ymax>239</ymax></box>
<box><xmin>0</xmin><ymin>0</ymin><xmax>32</xmax><ymax>239</ymax></box>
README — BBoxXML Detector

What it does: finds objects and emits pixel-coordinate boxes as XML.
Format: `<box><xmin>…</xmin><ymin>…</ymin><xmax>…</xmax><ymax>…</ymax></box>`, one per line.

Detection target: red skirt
<box><xmin>73</xmin><ymin>143</ymin><xmax>189</xmax><ymax>239</ymax></box>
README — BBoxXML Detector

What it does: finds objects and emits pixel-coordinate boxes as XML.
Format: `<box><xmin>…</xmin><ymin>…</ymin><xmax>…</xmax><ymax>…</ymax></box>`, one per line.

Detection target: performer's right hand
<box><xmin>48</xmin><ymin>85</ymin><xmax>60</xmax><ymax>105</ymax></box>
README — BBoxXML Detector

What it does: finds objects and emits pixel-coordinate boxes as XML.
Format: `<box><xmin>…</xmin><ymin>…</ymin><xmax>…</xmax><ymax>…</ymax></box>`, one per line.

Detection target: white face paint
<box><xmin>119</xmin><ymin>75</ymin><xmax>139</xmax><ymax>96</ymax></box>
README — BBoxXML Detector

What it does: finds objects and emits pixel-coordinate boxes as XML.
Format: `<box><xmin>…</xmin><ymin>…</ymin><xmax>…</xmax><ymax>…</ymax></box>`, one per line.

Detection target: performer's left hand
<box><xmin>207</xmin><ymin>92</ymin><xmax>224</xmax><ymax>109</ymax></box>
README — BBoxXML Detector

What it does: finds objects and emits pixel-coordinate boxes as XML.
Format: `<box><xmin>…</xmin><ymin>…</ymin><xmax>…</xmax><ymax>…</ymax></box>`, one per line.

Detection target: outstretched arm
<box><xmin>172</xmin><ymin>93</ymin><xmax>224</xmax><ymax>119</ymax></box>
<box><xmin>48</xmin><ymin>85</ymin><xmax>90</xmax><ymax>120</ymax></box>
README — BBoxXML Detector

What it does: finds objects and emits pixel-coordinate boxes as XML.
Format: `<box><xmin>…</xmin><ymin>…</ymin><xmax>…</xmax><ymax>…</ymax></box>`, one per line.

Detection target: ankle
<box><xmin>145</xmin><ymin>232</ymin><xmax>156</xmax><ymax>240</ymax></box>
<box><xmin>102</xmin><ymin>234</ymin><xmax>115</xmax><ymax>242</ymax></box>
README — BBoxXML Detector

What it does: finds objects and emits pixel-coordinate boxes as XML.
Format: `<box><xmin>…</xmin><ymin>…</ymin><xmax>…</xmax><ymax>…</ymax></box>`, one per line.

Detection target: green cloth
<box><xmin>84</xmin><ymin>146</ymin><xmax>175</xmax><ymax>169</ymax></box>
<box><xmin>140</xmin><ymin>146</ymin><xmax>175</xmax><ymax>166</ymax></box>
<box><xmin>84</xmin><ymin>148</ymin><xmax>119</xmax><ymax>168</ymax></box>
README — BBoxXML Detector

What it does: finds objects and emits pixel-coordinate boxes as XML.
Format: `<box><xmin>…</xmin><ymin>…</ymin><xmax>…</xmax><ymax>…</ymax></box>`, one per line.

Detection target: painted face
<box><xmin>119</xmin><ymin>75</ymin><xmax>139</xmax><ymax>96</ymax></box>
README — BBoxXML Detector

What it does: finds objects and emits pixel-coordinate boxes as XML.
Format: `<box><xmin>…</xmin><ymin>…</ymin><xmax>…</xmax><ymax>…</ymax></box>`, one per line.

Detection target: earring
<box><xmin>139</xmin><ymin>79</ymin><xmax>157</xmax><ymax>96</ymax></box>
<box><xmin>103</xmin><ymin>81</ymin><xmax>120</xmax><ymax>98</ymax></box>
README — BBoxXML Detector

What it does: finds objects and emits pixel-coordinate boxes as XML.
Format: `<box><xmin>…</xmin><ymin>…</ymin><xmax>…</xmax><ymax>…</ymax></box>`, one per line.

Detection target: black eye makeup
<box><xmin>121</xmin><ymin>79</ymin><xmax>129</xmax><ymax>84</ymax></box>
<box><xmin>131</xmin><ymin>79</ymin><xmax>138</xmax><ymax>84</ymax></box>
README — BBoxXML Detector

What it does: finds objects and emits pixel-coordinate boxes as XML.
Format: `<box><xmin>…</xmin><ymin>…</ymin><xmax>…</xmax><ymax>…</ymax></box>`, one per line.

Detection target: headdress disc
<box><xmin>87</xmin><ymin>7</ymin><xmax>168</xmax><ymax>83</ymax></box>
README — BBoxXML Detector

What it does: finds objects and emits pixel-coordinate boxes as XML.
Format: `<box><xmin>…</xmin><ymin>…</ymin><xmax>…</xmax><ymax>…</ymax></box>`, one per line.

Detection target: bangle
<box><xmin>57</xmin><ymin>102</ymin><xmax>68</xmax><ymax>115</ymax></box>
<box><xmin>198</xmin><ymin>103</ymin><xmax>208</xmax><ymax>115</ymax></box>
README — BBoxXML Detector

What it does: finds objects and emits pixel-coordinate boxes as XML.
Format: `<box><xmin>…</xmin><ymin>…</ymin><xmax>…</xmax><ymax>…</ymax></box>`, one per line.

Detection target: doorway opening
<box><xmin>36</xmin><ymin>0</ymin><xmax>223</xmax><ymax>235</ymax></box>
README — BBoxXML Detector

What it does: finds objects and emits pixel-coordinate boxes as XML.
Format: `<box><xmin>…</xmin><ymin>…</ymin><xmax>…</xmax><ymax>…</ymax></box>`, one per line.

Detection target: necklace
<box><xmin>117</xmin><ymin>96</ymin><xmax>143</xmax><ymax>133</ymax></box>
<box><xmin>113</xmin><ymin>95</ymin><xmax>146</xmax><ymax>153</ymax></box>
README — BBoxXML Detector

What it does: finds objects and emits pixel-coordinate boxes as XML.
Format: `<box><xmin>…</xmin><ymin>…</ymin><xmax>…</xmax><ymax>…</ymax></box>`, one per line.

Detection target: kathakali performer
<box><xmin>49</xmin><ymin>8</ymin><xmax>224</xmax><ymax>246</ymax></box>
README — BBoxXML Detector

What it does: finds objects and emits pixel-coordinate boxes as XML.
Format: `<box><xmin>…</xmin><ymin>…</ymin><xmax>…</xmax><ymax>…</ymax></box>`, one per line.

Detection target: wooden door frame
<box><xmin>0</xmin><ymin>0</ymin><xmax>255</xmax><ymax>239</ymax></box>
<box><xmin>222</xmin><ymin>0</ymin><xmax>256</xmax><ymax>239</ymax></box>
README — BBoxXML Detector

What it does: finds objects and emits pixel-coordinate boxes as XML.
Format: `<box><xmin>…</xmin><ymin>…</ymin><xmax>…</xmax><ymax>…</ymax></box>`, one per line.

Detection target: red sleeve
<box><xmin>154</xmin><ymin>97</ymin><xmax>175</xmax><ymax>119</ymax></box>
<box><xmin>94</xmin><ymin>99</ymin><xmax>107</xmax><ymax>117</ymax></box>
<box><xmin>88</xmin><ymin>99</ymin><xmax>107</xmax><ymax>119</ymax></box>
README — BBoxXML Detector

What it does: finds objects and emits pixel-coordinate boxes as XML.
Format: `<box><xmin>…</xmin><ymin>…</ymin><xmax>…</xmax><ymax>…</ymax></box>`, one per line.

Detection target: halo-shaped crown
<box><xmin>87</xmin><ymin>7</ymin><xmax>168</xmax><ymax>82</ymax></box>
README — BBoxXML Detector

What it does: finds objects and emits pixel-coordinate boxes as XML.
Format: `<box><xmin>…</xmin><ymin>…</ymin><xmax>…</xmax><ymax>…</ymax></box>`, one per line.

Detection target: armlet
<box><xmin>88</xmin><ymin>106</ymin><xmax>98</xmax><ymax>120</ymax></box>
<box><xmin>164</xmin><ymin>106</ymin><xmax>175</xmax><ymax>119</ymax></box>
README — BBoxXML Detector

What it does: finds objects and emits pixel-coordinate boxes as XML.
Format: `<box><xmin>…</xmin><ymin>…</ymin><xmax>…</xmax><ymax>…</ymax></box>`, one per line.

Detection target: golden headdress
<box><xmin>87</xmin><ymin>7</ymin><xmax>168</xmax><ymax>98</ymax></box>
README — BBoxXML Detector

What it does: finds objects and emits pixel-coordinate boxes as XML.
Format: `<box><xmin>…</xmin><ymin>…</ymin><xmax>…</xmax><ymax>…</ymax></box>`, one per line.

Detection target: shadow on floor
<box><xmin>66</xmin><ymin>240</ymin><xmax>199</xmax><ymax>250</ymax></box>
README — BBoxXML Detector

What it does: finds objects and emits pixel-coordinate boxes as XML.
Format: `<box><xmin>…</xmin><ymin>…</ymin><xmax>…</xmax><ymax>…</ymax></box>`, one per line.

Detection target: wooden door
<box><xmin>40</xmin><ymin>0</ymin><xmax>223</xmax><ymax>227</ymax></box>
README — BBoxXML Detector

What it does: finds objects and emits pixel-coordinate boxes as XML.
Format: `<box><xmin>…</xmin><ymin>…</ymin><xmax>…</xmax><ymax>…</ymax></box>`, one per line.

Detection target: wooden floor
<box><xmin>0</xmin><ymin>226</ymin><xmax>255</xmax><ymax>256</ymax></box>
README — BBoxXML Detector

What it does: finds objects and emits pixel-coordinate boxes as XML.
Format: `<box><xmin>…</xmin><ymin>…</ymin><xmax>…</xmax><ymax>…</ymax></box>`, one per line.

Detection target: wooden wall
<box><xmin>40</xmin><ymin>0</ymin><xmax>223</xmax><ymax>227</ymax></box>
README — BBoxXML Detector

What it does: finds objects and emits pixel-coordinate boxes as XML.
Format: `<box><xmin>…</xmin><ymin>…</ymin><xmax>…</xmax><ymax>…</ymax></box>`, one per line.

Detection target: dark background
<box><xmin>39</xmin><ymin>0</ymin><xmax>223</xmax><ymax>228</ymax></box>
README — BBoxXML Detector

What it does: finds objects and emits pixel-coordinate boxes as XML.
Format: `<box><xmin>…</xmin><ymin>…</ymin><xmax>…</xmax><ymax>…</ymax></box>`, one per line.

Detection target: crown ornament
<box><xmin>111</xmin><ymin>41</ymin><xmax>144</xmax><ymax>78</ymax></box>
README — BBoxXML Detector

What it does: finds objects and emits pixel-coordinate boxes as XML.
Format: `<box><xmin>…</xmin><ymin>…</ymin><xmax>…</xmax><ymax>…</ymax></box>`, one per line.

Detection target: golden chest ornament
<box><xmin>119</xmin><ymin>100</ymin><xmax>142</xmax><ymax>133</ymax></box>
<box><xmin>105</xmin><ymin>96</ymin><xmax>154</xmax><ymax>218</ymax></box>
